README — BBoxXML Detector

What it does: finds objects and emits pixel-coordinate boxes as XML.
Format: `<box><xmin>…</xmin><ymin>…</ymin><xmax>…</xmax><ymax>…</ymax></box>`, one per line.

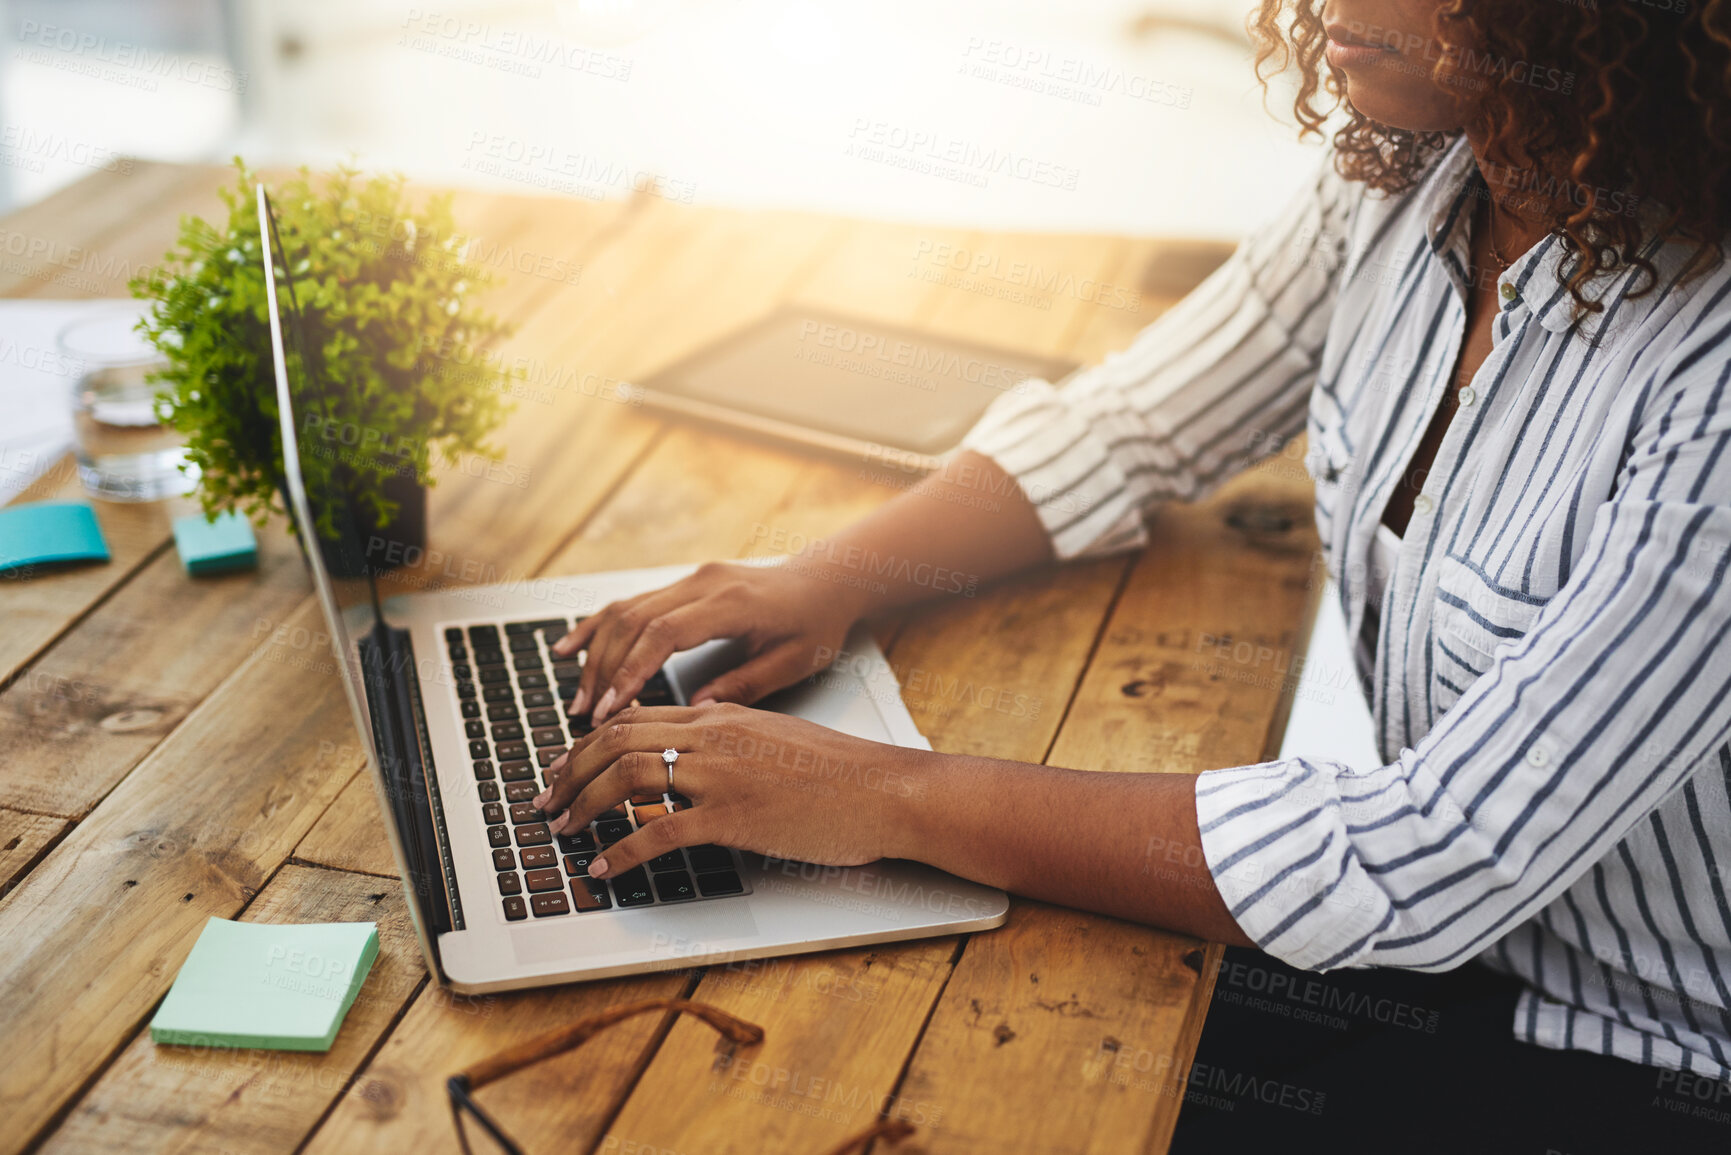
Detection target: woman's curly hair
<box><xmin>1249</xmin><ymin>0</ymin><xmax>1731</xmax><ymax>316</ymax></box>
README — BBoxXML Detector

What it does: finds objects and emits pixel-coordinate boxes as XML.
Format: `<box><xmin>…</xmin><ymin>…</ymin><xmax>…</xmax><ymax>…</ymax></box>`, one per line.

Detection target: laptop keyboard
<box><xmin>444</xmin><ymin>618</ymin><xmax>749</xmax><ymax>923</ymax></box>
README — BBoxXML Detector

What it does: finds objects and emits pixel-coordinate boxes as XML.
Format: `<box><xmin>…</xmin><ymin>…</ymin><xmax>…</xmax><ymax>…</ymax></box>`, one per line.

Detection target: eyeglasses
<box><xmin>447</xmin><ymin>997</ymin><xmax>917</xmax><ymax>1155</ymax></box>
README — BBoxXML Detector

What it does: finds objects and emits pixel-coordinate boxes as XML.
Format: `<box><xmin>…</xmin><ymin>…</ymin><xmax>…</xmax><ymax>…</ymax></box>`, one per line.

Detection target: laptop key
<box><xmin>686</xmin><ymin>845</ymin><xmax>732</xmax><ymax>873</ymax></box>
<box><xmin>487</xmin><ymin>825</ymin><xmax>511</xmax><ymax>848</ymax></box>
<box><xmin>633</xmin><ymin>804</ymin><xmax>669</xmax><ymax>824</ymax></box>
<box><xmin>518</xmin><ymin>672</ymin><xmax>550</xmax><ymax>689</ymax></box>
<box><xmin>502</xmin><ymin>896</ymin><xmax>528</xmax><ymax>921</ymax></box>
<box><xmin>526</xmin><ymin>708</ymin><xmax>561</xmax><ymax>727</ymax></box>
<box><xmin>536</xmin><ymin>747</ymin><xmax>566</xmax><ymax>768</ymax></box>
<box><xmin>654</xmin><ymin>871</ymin><xmax>697</xmax><ymax>902</ymax></box>
<box><xmin>468</xmin><ymin>740</ymin><xmax>490</xmax><ymax>759</ymax></box>
<box><xmin>492</xmin><ymin>722</ymin><xmax>525</xmax><ymax>741</ymax></box>
<box><xmin>461</xmin><ymin>700</ymin><xmax>481</xmax><ymax>719</ymax></box>
<box><xmin>477</xmin><ymin>781</ymin><xmax>500</xmax><ymax>802</ymax></box>
<box><xmin>487</xmin><ymin>703</ymin><xmax>519</xmax><ymax>722</ymax></box>
<box><xmin>563</xmin><ymin>851</ymin><xmax>597</xmax><ymax>874</ymax></box>
<box><xmin>695</xmin><ymin>870</ymin><xmax>745</xmax><ymax>897</ymax></box>
<box><xmin>557</xmin><ymin>829</ymin><xmax>597</xmax><ymax>853</ymax></box>
<box><xmin>457</xmin><ymin>681</ymin><xmax>477</xmax><ymax>699</ymax></box>
<box><xmin>451</xmin><ymin>662</ymin><xmax>472</xmax><ymax>680</ymax></box>
<box><xmin>505</xmin><ymin>781</ymin><xmax>538</xmax><ymax>802</ymax></box>
<box><xmin>482</xmin><ymin>802</ymin><xmax>505</xmax><ymax>825</ymax></box>
<box><xmin>508</xmin><ymin>802</ymin><xmax>544</xmax><ymax>825</ymax></box>
<box><xmin>551</xmin><ymin>661</ymin><xmax>583</xmax><ymax>681</ymax></box>
<box><xmin>499</xmin><ymin>761</ymin><xmax>535</xmax><ymax>782</ymax></box>
<box><xmin>612</xmin><ymin>868</ymin><xmax>655</xmax><ymax>907</ymax></box>
<box><xmin>496</xmin><ymin>741</ymin><xmax>530</xmax><ymax>760</ymax></box>
<box><xmin>497</xmin><ymin>871</ymin><xmax>522</xmax><ymax>896</ymax></box>
<box><xmin>638</xmin><ymin>673</ymin><xmax>675</xmax><ymax>706</ymax></box>
<box><xmin>472</xmin><ymin>760</ymin><xmax>494</xmax><ymax>781</ymax></box>
<box><xmin>649</xmin><ymin>850</ymin><xmax>684</xmax><ymax>872</ymax></box>
<box><xmin>570</xmin><ymin>877</ymin><xmax>611</xmax><ymax>912</ymax></box>
<box><xmin>446</xmin><ymin>627</ymin><xmax>465</xmax><ymax>643</ymax></box>
<box><xmin>492</xmin><ymin>848</ymin><xmax>516</xmax><ymax>871</ymax></box>
<box><xmin>524</xmin><ymin>868</ymin><xmax>563</xmax><ymax>893</ymax></box>
<box><xmin>507</xmin><ymin>618</ymin><xmax>566</xmax><ymax>635</ymax></box>
<box><xmin>596</xmin><ymin>818</ymin><xmax>633</xmax><ymax>844</ymax></box>
<box><xmin>468</xmin><ymin>624</ymin><xmax>499</xmax><ymax>643</ymax></box>
<box><xmin>484</xmin><ymin>685</ymin><xmax>516</xmax><ymax>703</ymax></box>
<box><xmin>465</xmin><ymin>720</ymin><xmax>485</xmax><ymax>739</ymax></box>
<box><xmin>515</xmin><ymin>823</ymin><xmax>552</xmax><ymax>847</ymax></box>
<box><xmin>478</xmin><ymin>666</ymin><xmax>512</xmax><ymax>685</ymax></box>
<box><xmin>530</xmin><ymin>892</ymin><xmax>571</xmax><ymax>917</ymax></box>
<box><xmin>521</xmin><ymin>690</ymin><xmax>555</xmax><ymax>708</ymax></box>
<box><xmin>531</xmin><ymin>727</ymin><xmax>565</xmax><ymax>748</ymax></box>
<box><xmin>520</xmin><ymin>846</ymin><xmax>555</xmax><ymax>869</ymax></box>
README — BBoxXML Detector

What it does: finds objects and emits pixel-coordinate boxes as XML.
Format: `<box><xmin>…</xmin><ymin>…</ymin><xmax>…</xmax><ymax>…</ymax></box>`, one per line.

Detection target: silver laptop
<box><xmin>256</xmin><ymin>185</ymin><xmax>1009</xmax><ymax>993</ymax></box>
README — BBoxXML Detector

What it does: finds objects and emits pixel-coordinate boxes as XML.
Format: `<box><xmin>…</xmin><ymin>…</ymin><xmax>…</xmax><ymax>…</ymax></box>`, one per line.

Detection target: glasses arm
<box><xmin>454</xmin><ymin>997</ymin><xmax>765</xmax><ymax>1092</ymax></box>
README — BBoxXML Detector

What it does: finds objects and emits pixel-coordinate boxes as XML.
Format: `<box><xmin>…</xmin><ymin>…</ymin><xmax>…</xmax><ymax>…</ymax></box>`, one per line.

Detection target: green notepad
<box><xmin>150</xmin><ymin>917</ymin><xmax>379</xmax><ymax>1051</ymax></box>
<box><xmin>0</xmin><ymin>501</ymin><xmax>109</xmax><ymax>575</ymax></box>
<box><xmin>171</xmin><ymin>510</ymin><xmax>258</xmax><ymax>575</ymax></box>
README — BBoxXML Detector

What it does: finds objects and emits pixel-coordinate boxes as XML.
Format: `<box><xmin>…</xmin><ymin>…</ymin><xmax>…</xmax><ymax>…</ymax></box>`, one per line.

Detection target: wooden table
<box><xmin>0</xmin><ymin>162</ymin><xmax>1321</xmax><ymax>1154</ymax></box>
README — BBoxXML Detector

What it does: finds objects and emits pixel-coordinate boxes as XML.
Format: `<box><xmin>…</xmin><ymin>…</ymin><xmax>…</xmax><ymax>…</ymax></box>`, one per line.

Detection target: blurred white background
<box><xmin>0</xmin><ymin>0</ymin><xmax>1328</xmax><ymax>238</ymax></box>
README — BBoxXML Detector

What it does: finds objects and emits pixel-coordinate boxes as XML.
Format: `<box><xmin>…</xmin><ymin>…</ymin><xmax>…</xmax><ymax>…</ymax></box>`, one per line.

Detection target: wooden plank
<box><xmin>889</xmin><ymin>464</ymin><xmax>1321</xmax><ymax>1154</ymax></box>
<box><xmin>0</xmin><ymin>599</ymin><xmax>366</xmax><ymax>1155</ymax></box>
<box><xmin>0</xmin><ymin>520</ymin><xmax>309</xmax><ymax>819</ymax></box>
<box><xmin>40</xmin><ymin>865</ymin><xmax>425</xmax><ymax>1155</ymax></box>
<box><xmin>0</xmin><ymin>161</ymin><xmax>219</xmax><ymax>297</ymax></box>
<box><xmin>0</xmin><ymin>807</ymin><xmax>68</xmax><ymax>901</ymax></box>
<box><xmin>291</xmin><ymin>772</ymin><xmax>398</xmax><ymax>879</ymax></box>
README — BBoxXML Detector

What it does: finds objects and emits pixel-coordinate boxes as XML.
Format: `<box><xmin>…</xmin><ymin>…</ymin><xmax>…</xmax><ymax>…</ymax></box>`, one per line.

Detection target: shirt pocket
<box><xmin>1430</xmin><ymin>552</ymin><xmax>1549</xmax><ymax>715</ymax></box>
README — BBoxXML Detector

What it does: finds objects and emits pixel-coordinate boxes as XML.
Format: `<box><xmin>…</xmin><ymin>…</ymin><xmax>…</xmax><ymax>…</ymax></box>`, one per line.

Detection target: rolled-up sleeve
<box><xmin>1194</xmin><ymin>340</ymin><xmax>1731</xmax><ymax>972</ymax></box>
<box><xmin>958</xmin><ymin>148</ymin><xmax>1357</xmax><ymax>561</ymax></box>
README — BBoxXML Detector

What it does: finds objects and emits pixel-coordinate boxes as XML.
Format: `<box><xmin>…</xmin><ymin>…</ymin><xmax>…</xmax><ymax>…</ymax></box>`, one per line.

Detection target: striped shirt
<box><xmin>959</xmin><ymin>133</ymin><xmax>1731</xmax><ymax>1079</ymax></box>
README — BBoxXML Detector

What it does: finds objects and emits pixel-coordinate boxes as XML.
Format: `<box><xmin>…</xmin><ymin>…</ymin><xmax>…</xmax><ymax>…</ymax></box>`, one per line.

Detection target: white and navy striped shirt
<box><xmin>960</xmin><ymin>134</ymin><xmax>1731</xmax><ymax>1079</ymax></box>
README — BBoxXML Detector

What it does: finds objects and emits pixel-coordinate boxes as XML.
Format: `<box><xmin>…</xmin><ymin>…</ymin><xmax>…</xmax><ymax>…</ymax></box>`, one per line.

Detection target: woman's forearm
<box><xmin>899</xmin><ymin>752</ymin><xmax>1254</xmax><ymax>946</ymax></box>
<box><xmin>778</xmin><ymin>450</ymin><xmax>1056</xmax><ymax>621</ymax></box>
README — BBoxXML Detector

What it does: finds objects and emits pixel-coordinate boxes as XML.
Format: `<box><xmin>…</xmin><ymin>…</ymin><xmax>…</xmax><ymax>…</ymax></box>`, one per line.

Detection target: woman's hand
<box><xmin>550</xmin><ymin>561</ymin><xmax>868</xmax><ymax>724</ymax></box>
<box><xmin>532</xmin><ymin>702</ymin><xmax>932</xmax><ymax>879</ymax></box>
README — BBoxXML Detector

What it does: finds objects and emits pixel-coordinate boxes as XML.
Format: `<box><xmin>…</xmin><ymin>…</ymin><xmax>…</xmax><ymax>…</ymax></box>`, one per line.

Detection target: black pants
<box><xmin>1168</xmin><ymin>947</ymin><xmax>1730</xmax><ymax>1154</ymax></box>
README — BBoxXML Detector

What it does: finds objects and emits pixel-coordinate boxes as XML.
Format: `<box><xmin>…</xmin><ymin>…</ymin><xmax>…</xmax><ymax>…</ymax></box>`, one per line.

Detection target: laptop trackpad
<box><xmin>509</xmin><ymin>900</ymin><xmax>761</xmax><ymax>966</ymax></box>
<box><xmin>666</xmin><ymin>636</ymin><xmax>895</xmax><ymax>742</ymax></box>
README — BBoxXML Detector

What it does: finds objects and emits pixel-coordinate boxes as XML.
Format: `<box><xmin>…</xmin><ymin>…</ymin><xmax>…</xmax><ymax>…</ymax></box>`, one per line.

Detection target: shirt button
<box><xmin>1458</xmin><ymin>386</ymin><xmax>1476</xmax><ymax>407</ymax></box>
<box><xmin>1500</xmin><ymin>282</ymin><xmax>1517</xmax><ymax>302</ymax></box>
<box><xmin>1526</xmin><ymin>745</ymin><xmax>1550</xmax><ymax>768</ymax></box>
<box><xmin>1413</xmin><ymin>493</ymin><xmax>1435</xmax><ymax>515</ymax></box>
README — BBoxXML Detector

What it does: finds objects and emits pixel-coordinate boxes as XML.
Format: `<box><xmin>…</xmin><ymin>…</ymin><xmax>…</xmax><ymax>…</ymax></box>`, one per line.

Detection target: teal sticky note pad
<box><xmin>172</xmin><ymin>510</ymin><xmax>258</xmax><ymax>575</ymax></box>
<box><xmin>150</xmin><ymin>918</ymin><xmax>379</xmax><ymax>1052</ymax></box>
<box><xmin>0</xmin><ymin>501</ymin><xmax>109</xmax><ymax>575</ymax></box>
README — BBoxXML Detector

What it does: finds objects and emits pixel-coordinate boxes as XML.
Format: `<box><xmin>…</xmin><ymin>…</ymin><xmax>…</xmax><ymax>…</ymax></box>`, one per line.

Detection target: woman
<box><xmin>538</xmin><ymin>1</ymin><xmax>1731</xmax><ymax>1147</ymax></box>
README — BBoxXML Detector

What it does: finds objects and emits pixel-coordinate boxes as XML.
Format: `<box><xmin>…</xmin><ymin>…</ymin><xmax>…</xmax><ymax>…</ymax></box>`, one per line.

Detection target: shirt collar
<box><xmin>1416</xmin><ymin>133</ymin><xmax>1654</xmax><ymax>347</ymax></box>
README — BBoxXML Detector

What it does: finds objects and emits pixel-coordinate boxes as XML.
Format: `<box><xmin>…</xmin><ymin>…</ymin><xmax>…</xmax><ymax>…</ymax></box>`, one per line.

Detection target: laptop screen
<box><xmin>257</xmin><ymin>183</ymin><xmax>454</xmax><ymax>966</ymax></box>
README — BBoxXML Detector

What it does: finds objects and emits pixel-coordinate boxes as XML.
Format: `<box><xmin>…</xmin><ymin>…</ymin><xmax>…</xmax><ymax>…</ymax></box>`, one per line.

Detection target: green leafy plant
<box><xmin>132</xmin><ymin>159</ymin><xmax>513</xmax><ymax>540</ymax></box>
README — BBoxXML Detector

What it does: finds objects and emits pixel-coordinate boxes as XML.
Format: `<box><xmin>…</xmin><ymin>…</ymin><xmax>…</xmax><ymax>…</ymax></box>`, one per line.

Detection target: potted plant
<box><xmin>132</xmin><ymin>160</ymin><xmax>514</xmax><ymax>577</ymax></box>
